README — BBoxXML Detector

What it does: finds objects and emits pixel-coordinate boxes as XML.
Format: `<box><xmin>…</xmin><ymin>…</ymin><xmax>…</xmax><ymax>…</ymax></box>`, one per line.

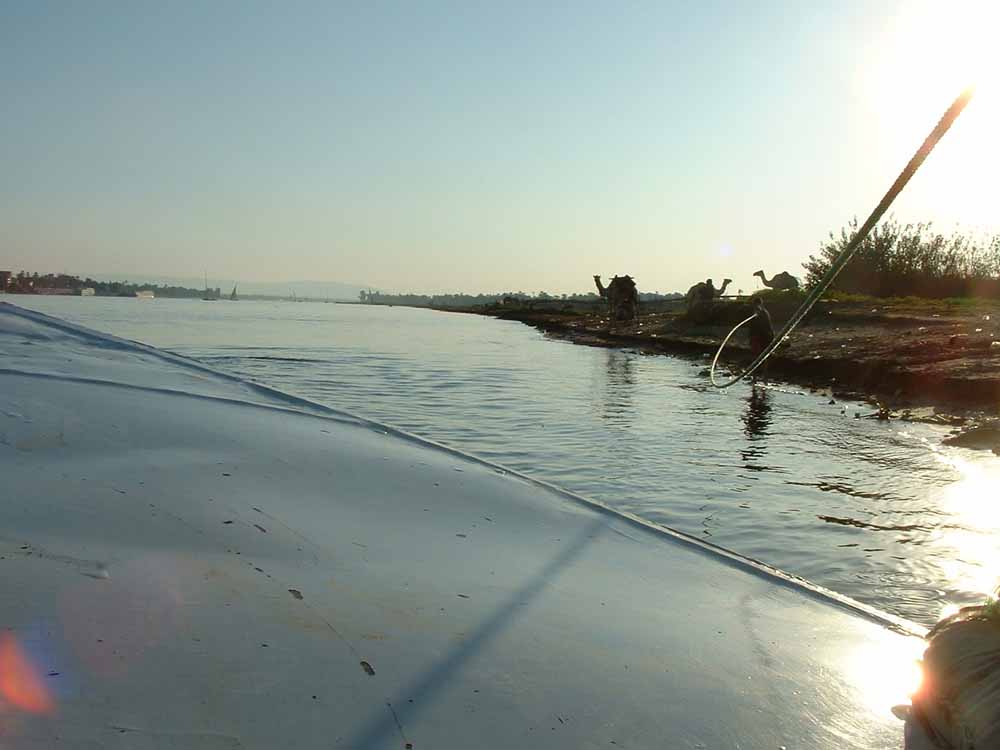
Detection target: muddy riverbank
<box><xmin>447</xmin><ymin>294</ymin><xmax>1000</xmax><ymax>433</ymax></box>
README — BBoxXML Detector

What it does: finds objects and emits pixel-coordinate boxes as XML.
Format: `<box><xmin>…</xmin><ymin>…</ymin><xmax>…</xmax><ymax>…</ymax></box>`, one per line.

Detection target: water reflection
<box><xmin>740</xmin><ymin>385</ymin><xmax>772</xmax><ymax>467</ymax></box>
<box><xmin>742</xmin><ymin>385</ymin><xmax>772</xmax><ymax>438</ymax></box>
<box><xmin>598</xmin><ymin>350</ymin><xmax>636</xmax><ymax>426</ymax></box>
<box><xmin>931</xmin><ymin>451</ymin><xmax>1000</xmax><ymax>602</ymax></box>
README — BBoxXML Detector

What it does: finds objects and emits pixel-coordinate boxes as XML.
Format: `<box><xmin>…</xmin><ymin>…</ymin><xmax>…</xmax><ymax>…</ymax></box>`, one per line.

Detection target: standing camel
<box><xmin>753</xmin><ymin>270</ymin><xmax>800</xmax><ymax>291</ymax></box>
<box><xmin>593</xmin><ymin>274</ymin><xmax>608</xmax><ymax>301</ymax></box>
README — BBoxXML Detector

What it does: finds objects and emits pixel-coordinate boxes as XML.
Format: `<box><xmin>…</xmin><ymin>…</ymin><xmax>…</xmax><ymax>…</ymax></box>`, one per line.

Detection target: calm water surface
<box><xmin>14</xmin><ymin>296</ymin><xmax>1000</xmax><ymax>627</ymax></box>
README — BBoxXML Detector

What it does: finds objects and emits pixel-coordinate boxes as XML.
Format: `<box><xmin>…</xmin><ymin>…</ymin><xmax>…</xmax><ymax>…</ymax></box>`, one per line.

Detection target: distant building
<box><xmin>36</xmin><ymin>287</ymin><xmax>75</xmax><ymax>295</ymax></box>
<box><xmin>0</xmin><ymin>271</ymin><xmax>10</xmax><ymax>291</ymax></box>
<box><xmin>80</xmin><ymin>288</ymin><xmax>96</xmax><ymax>297</ymax></box>
<box><xmin>135</xmin><ymin>290</ymin><xmax>155</xmax><ymax>299</ymax></box>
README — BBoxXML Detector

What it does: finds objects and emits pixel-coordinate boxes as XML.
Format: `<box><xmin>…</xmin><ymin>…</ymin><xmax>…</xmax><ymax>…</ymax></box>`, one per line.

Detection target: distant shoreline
<box><xmin>1</xmin><ymin>291</ymin><xmax>359</xmax><ymax>303</ymax></box>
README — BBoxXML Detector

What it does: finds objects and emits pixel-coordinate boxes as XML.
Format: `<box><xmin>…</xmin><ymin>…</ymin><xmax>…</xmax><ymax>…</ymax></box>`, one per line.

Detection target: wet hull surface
<box><xmin>0</xmin><ymin>303</ymin><xmax>919</xmax><ymax>749</ymax></box>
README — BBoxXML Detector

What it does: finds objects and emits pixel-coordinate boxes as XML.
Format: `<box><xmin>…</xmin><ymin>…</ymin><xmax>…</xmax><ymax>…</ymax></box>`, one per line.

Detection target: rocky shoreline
<box><xmin>447</xmin><ymin>296</ymin><xmax>1000</xmax><ymax>450</ymax></box>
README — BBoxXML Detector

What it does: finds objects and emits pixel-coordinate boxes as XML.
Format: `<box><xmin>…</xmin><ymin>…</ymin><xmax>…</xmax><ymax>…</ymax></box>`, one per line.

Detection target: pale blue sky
<box><xmin>2</xmin><ymin>1</ymin><xmax>996</xmax><ymax>293</ymax></box>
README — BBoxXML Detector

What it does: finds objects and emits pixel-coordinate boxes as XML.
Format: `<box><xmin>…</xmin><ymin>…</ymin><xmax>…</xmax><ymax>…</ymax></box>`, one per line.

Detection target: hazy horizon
<box><xmin>4</xmin><ymin>1</ymin><xmax>997</xmax><ymax>295</ymax></box>
<box><xmin>12</xmin><ymin>270</ymin><xmax>687</xmax><ymax>298</ymax></box>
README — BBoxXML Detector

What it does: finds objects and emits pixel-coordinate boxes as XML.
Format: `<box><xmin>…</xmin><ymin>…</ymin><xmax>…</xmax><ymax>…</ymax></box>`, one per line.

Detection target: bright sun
<box><xmin>875</xmin><ymin>1</ymin><xmax>997</xmax><ymax>105</ymax></box>
<box><xmin>863</xmin><ymin>0</ymin><xmax>999</xmax><ymax>227</ymax></box>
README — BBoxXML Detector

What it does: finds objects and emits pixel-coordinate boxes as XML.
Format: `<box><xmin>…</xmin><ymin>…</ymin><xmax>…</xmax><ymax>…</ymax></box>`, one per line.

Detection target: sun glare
<box><xmin>874</xmin><ymin>1</ymin><xmax>997</xmax><ymax>107</ymax></box>
<box><xmin>865</xmin><ymin>1</ymin><xmax>999</xmax><ymax>225</ymax></box>
<box><xmin>930</xmin><ymin>450</ymin><xmax>1000</xmax><ymax>601</ymax></box>
<box><xmin>843</xmin><ymin>629</ymin><xmax>925</xmax><ymax>718</ymax></box>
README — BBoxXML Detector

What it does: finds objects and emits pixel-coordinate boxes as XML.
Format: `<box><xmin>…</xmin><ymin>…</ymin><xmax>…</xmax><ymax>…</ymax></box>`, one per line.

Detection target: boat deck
<box><xmin>0</xmin><ymin>302</ymin><xmax>920</xmax><ymax>749</ymax></box>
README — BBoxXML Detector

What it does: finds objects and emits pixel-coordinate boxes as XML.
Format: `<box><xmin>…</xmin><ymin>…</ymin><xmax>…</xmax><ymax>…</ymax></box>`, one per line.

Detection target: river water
<box><xmin>12</xmin><ymin>296</ymin><xmax>999</xmax><ymax>627</ymax></box>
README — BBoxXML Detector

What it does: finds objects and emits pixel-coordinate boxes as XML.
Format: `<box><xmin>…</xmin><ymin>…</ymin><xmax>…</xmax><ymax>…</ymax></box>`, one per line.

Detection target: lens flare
<box><xmin>0</xmin><ymin>633</ymin><xmax>54</xmax><ymax>715</ymax></box>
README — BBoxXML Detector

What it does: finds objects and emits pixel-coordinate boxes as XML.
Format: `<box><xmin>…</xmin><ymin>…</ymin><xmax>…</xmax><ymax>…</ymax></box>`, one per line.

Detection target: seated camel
<box><xmin>685</xmin><ymin>277</ymin><xmax>731</xmax><ymax>309</ymax></box>
<box><xmin>682</xmin><ymin>277</ymin><xmax>732</xmax><ymax>322</ymax></box>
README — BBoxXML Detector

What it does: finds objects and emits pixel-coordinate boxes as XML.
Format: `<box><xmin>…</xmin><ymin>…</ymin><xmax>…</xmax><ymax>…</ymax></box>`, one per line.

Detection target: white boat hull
<box><xmin>0</xmin><ymin>303</ymin><xmax>921</xmax><ymax>749</ymax></box>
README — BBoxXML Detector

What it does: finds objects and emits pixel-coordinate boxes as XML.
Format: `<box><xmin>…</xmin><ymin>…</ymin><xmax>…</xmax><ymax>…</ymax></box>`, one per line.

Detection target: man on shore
<box><xmin>748</xmin><ymin>296</ymin><xmax>774</xmax><ymax>370</ymax></box>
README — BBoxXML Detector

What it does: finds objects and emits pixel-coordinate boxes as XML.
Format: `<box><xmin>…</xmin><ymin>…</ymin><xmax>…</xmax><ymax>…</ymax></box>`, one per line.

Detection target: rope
<box><xmin>710</xmin><ymin>86</ymin><xmax>975</xmax><ymax>389</ymax></box>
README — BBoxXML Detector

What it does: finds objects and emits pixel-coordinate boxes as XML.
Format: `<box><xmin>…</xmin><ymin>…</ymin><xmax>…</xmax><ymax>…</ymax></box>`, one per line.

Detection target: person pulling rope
<box><xmin>710</xmin><ymin>87</ymin><xmax>975</xmax><ymax>389</ymax></box>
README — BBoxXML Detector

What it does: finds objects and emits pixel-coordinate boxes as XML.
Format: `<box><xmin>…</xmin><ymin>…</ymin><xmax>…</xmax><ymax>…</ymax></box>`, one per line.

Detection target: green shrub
<box><xmin>805</xmin><ymin>218</ymin><xmax>1000</xmax><ymax>298</ymax></box>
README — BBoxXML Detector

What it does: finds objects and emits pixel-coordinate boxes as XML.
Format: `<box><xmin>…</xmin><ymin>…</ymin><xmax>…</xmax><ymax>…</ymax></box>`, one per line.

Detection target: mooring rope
<box><xmin>710</xmin><ymin>87</ymin><xmax>975</xmax><ymax>389</ymax></box>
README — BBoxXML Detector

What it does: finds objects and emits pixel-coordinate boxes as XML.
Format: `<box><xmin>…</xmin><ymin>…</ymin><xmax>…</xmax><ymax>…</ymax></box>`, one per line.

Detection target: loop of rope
<box><xmin>710</xmin><ymin>86</ymin><xmax>975</xmax><ymax>389</ymax></box>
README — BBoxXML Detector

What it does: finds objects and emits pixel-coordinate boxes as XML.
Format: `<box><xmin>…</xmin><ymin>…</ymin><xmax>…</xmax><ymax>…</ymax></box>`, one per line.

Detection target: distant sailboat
<box><xmin>230</xmin><ymin>284</ymin><xmax>238</xmax><ymax>301</ymax></box>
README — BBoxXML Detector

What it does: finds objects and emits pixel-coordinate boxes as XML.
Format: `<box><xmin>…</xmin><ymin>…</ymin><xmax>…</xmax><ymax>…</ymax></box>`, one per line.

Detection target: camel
<box><xmin>753</xmin><ymin>269</ymin><xmax>800</xmax><ymax>291</ymax></box>
<box><xmin>593</xmin><ymin>274</ymin><xmax>639</xmax><ymax>322</ymax></box>
<box><xmin>593</xmin><ymin>274</ymin><xmax>608</xmax><ymax>300</ymax></box>
<box><xmin>685</xmin><ymin>278</ymin><xmax>731</xmax><ymax>307</ymax></box>
<box><xmin>684</xmin><ymin>278</ymin><xmax>731</xmax><ymax>321</ymax></box>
